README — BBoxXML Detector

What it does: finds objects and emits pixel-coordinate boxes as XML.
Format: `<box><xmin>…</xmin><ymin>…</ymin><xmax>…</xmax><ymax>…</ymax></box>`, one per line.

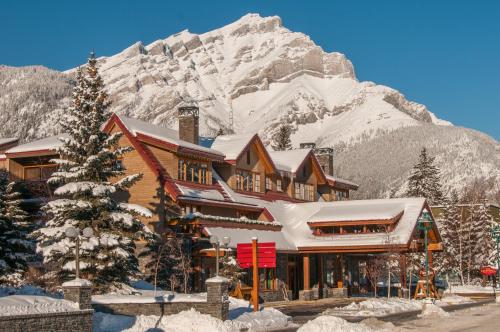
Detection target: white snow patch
<box><xmin>0</xmin><ymin>295</ymin><xmax>78</xmax><ymax>316</ymax></box>
<box><xmin>298</xmin><ymin>315</ymin><xmax>374</xmax><ymax>332</ymax></box>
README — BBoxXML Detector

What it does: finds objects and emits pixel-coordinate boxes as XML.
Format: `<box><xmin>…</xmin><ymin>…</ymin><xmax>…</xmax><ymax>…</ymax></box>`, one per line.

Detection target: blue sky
<box><xmin>1</xmin><ymin>1</ymin><xmax>499</xmax><ymax>140</ymax></box>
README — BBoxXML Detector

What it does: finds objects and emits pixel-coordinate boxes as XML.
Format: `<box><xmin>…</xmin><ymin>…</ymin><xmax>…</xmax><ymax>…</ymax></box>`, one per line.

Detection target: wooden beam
<box><xmin>303</xmin><ymin>254</ymin><xmax>310</xmax><ymax>290</ymax></box>
<box><xmin>428</xmin><ymin>243</ymin><xmax>443</xmax><ymax>251</ymax></box>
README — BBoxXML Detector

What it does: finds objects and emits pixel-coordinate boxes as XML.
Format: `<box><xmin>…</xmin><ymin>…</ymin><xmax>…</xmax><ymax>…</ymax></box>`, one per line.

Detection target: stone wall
<box><xmin>93</xmin><ymin>277</ymin><xmax>230</xmax><ymax>321</ymax></box>
<box><xmin>0</xmin><ymin>309</ymin><xmax>93</xmax><ymax>332</ymax></box>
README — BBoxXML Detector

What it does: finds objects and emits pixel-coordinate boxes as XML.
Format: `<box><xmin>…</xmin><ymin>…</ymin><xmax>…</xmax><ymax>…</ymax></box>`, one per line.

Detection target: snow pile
<box><xmin>324</xmin><ymin>298</ymin><xmax>422</xmax><ymax>317</ymax></box>
<box><xmin>419</xmin><ymin>303</ymin><xmax>450</xmax><ymax>318</ymax></box>
<box><xmin>437</xmin><ymin>294</ymin><xmax>473</xmax><ymax>305</ymax></box>
<box><xmin>94</xmin><ymin>304</ymin><xmax>293</xmax><ymax>332</ymax></box>
<box><xmin>0</xmin><ymin>295</ymin><xmax>78</xmax><ymax>316</ymax></box>
<box><xmin>447</xmin><ymin>285</ymin><xmax>495</xmax><ymax>294</ymax></box>
<box><xmin>93</xmin><ymin>309</ymin><xmax>242</xmax><ymax>332</ymax></box>
<box><xmin>232</xmin><ymin>307</ymin><xmax>292</xmax><ymax>331</ymax></box>
<box><xmin>298</xmin><ymin>315</ymin><xmax>374</xmax><ymax>332</ymax></box>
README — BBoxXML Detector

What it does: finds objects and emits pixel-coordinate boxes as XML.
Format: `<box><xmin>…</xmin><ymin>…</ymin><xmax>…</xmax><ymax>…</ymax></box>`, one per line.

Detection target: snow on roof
<box><xmin>211</xmin><ymin>133</ymin><xmax>256</xmax><ymax>160</ymax></box>
<box><xmin>0</xmin><ymin>295</ymin><xmax>78</xmax><ymax>316</ymax></box>
<box><xmin>6</xmin><ymin>134</ymin><xmax>68</xmax><ymax>154</ymax></box>
<box><xmin>117</xmin><ymin>116</ymin><xmax>224</xmax><ymax>157</ymax></box>
<box><xmin>326</xmin><ymin>174</ymin><xmax>359</xmax><ymax>188</ymax></box>
<box><xmin>260</xmin><ymin>197</ymin><xmax>427</xmax><ymax>249</ymax></box>
<box><xmin>204</xmin><ymin>227</ymin><xmax>296</xmax><ymax>251</ymax></box>
<box><xmin>176</xmin><ymin>184</ymin><xmax>226</xmax><ymax>201</ymax></box>
<box><xmin>308</xmin><ymin>202</ymin><xmax>404</xmax><ymax>223</ymax></box>
<box><xmin>268</xmin><ymin>149</ymin><xmax>311</xmax><ymax>173</ymax></box>
<box><xmin>0</xmin><ymin>137</ymin><xmax>18</xmax><ymax>146</ymax></box>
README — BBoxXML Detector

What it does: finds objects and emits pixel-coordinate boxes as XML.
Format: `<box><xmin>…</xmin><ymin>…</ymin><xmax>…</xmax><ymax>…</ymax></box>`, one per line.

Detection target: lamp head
<box><xmin>222</xmin><ymin>236</ymin><xmax>231</xmax><ymax>246</ymax></box>
<box><xmin>64</xmin><ymin>226</ymin><xmax>78</xmax><ymax>238</ymax></box>
<box><xmin>82</xmin><ymin>227</ymin><xmax>94</xmax><ymax>238</ymax></box>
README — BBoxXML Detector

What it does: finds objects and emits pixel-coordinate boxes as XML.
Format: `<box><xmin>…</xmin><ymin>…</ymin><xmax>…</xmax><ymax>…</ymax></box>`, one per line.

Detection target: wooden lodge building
<box><xmin>0</xmin><ymin>106</ymin><xmax>442</xmax><ymax>301</ymax></box>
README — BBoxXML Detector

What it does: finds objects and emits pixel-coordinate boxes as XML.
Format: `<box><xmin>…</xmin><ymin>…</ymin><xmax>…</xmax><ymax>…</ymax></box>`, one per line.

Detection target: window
<box><xmin>295</xmin><ymin>182</ymin><xmax>315</xmax><ymax>201</ymax></box>
<box><xmin>254</xmin><ymin>174</ymin><xmax>260</xmax><ymax>192</ymax></box>
<box><xmin>259</xmin><ymin>268</ymin><xmax>276</xmax><ymax>290</ymax></box>
<box><xmin>265</xmin><ymin>176</ymin><xmax>272</xmax><ymax>191</ymax></box>
<box><xmin>334</xmin><ymin>190</ymin><xmax>347</xmax><ymax>201</ymax></box>
<box><xmin>178</xmin><ymin>159</ymin><xmax>209</xmax><ymax>184</ymax></box>
<box><xmin>236</xmin><ymin>170</ymin><xmax>262</xmax><ymax>192</ymax></box>
<box><xmin>246</xmin><ymin>150</ymin><xmax>251</xmax><ymax>165</ymax></box>
<box><xmin>276</xmin><ymin>179</ymin><xmax>282</xmax><ymax>192</ymax></box>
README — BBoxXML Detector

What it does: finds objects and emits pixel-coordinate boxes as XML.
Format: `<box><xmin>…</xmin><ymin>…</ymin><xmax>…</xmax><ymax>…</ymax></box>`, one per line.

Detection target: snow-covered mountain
<box><xmin>85</xmin><ymin>13</ymin><xmax>451</xmax><ymax>145</ymax></box>
<box><xmin>0</xmin><ymin>14</ymin><xmax>498</xmax><ymax>199</ymax></box>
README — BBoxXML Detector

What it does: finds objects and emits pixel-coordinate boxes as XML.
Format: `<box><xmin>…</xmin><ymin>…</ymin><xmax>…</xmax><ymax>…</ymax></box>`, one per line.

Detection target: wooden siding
<box><xmin>109</xmin><ymin>125</ymin><xmax>165</xmax><ymax>232</ymax></box>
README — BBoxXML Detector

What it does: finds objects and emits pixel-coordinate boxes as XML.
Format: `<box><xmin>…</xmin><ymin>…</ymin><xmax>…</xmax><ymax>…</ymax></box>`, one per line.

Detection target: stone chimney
<box><xmin>314</xmin><ymin>147</ymin><xmax>334</xmax><ymax>176</ymax></box>
<box><xmin>178</xmin><ymin>105</ymin><xmax>199</xmax><ymax>145</ymax></box>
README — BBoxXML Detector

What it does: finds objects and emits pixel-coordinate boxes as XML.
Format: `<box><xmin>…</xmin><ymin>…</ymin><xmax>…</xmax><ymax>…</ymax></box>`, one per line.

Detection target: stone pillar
<box><xmin>62</xmin><ymin>279</ymin><xmax>93</xmax><ymax>310</ymax></box>
<box><xmin>206</xmin><ymin>276</ymin><xmax>230</xmax><ymax>320</ymax></box>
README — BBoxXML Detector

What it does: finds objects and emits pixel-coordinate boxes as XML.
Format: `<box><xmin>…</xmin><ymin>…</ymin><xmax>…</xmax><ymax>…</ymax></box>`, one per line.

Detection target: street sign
<box><xmin>480</xmin><ymin>266</ymin><xmax>498</xmax><ymax>276</ymax></box>
<box><xmin>237</xmin><ymin>242</ymin><xmax>276</xmax><ymax>268</ymax></box>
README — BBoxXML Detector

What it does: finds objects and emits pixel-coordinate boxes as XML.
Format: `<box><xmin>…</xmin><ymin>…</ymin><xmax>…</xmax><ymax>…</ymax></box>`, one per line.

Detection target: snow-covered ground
<box><xmin>323</xmin><ymin>295</ymin><xmax>473</xmax><ymax>318</ymax></box>
<box><xmin>446</xmin><ymin>285</ymin><xmax>496</xmax><ymax>294</ymax></box>
<box><xmin>93</xmin><ymin>296</ymin><xmax>294</xmax><ymax>332</ymax></box>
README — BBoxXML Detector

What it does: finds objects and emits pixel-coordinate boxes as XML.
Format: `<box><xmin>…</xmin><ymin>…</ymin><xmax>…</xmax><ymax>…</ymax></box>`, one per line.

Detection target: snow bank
<box><xmin>325</xmin><ymin>298</ymin><xmax>422</xmax><ymax>317</ymax></box>
<box><xmin>437</xmin><ymin>294</ymin><xmax>473</xmax><ymax>305</ymax></box>
<box><xmin>298</xmin><ymin>316</ymin><xmax>374</xmax><ymax>332</ymax></box>
<box><xmin>93</xmin><ymin>296</ymin><xmax>293</xmax><ymax>332</ymax></box>
<box><xmin>419</xmin><ymin>303</ymin><xmax>450</xmax><ymax>318</ymax></box>
<box><xmin>94</xmin><ymin>307</ymin><xmax>292</xmax><ymax>332</ymax></box>
<box><xmin>0</xmin><ymin>295</ymin><xmax>78</xmax><ymax>316</ymax></box>
<box><xmin>447</xmin><ymin>285</ymin><xmax>495</xmax><ymax>294</ymax></box>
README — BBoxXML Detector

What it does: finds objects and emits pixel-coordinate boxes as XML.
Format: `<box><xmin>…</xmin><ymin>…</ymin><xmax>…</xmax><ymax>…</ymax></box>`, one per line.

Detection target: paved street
<box><xmin>395</xmin><ymin>303</ymin><xmax>500</xmax><ymax>332</ymax></box>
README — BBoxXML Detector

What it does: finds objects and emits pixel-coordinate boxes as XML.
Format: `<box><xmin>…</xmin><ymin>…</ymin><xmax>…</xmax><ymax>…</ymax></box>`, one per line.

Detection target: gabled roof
<box><xmin>268</xmin><ymin>149</ymin><xmax>327</xmax><ymax>183</ymax></box>
<box><xmin>211</xmin><ymin>133</ymin><xmax>255</xmax><ymax>160</ymax></box>
<box><xmin>211</xmin><ymin>133</ymin><xmax>277</xmax><ymax>172</ymax></box>
<box><xmin>326</xmin><ymin>174</ymin><xmax>359</xmax><ymax>190</ymax></box>
<box><xmin>108</xmin><ymin>115</ymin><xmax>224</xmax><ymax>159</ymax></box>
<box><xmin>268</xmin><ymin>149</ymin><xmax>311</xmax><ymax>173</ymax></box>
<box><xmin>5</xmin><ymin>134</ymin><xmax>68</xmax><ymax>157</ymax></box>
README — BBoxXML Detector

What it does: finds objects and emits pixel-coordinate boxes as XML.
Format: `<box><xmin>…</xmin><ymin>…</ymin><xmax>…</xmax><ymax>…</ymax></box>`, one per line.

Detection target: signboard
<box><xmin>237</xmin><ymin>242</ymin><xmax>276</xmax><ymax>268</ymax></box>
<box><xmin>480</xmin><ymin>266</ymin><xmax>498</xmax><ymax>276</ymax></box>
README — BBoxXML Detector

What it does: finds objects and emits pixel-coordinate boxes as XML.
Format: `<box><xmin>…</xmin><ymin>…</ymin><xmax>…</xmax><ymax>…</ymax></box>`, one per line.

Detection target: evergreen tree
<box><xmin>33</xmin><ymin>53</ymin><xmax>153</xmax><ymax>292</ymax></box>
<box><xmin>405</xmin><ymin>147</ymin><xmax>444</xmax><ymax>205</ymax></box>
<box><xmin>271</xmin><ymin>125</ymin><xmax>293</xmax><ymax>151</ymax></box>
<box><xmin>0</xmin><ymin>171</ymin><xmax>33</xmax><ymax>286</ymax></box>
<box><xmin>472</xmin><ymin>200</ymin><xmax>494</xmax><ymax>268</ymax></box>
<box><xmin>220</xmin><ymin>251</ymin><xmax>244</xmax><ymax>287</ymax></box>
<box><xmin>436</xmin><ymin>191</ymin><xmax>465</xmax><ymax>282</ymax></box>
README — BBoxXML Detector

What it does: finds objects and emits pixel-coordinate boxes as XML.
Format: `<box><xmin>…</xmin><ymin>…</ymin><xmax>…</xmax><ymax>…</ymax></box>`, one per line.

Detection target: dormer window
<box><xmin>178</xmin><ymin>159</ymin><xmax>209</xmax><ymax>184</ymax></box>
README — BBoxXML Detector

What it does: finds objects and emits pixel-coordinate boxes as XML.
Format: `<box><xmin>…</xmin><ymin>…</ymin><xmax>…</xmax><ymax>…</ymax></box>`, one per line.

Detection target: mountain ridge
<box><xmin>0</xmin><ymin>14</ymin><xmax>497</xmax><ymax>199</ymax></box>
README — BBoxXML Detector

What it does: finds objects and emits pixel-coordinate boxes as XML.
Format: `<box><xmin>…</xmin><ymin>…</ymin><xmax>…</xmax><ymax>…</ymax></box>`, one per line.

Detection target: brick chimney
<box><xmin>299</xmin><ymin>142</ymin><xmax>316</xmax><ymax>149</ymax></box>
<box><xmin>178</xmin><ymin>105</ymin><xmax>199</xmax><ymax>145</ymax></box>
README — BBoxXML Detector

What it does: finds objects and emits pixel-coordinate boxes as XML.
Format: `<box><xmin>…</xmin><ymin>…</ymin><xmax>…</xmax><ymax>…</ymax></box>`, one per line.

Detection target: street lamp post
<box><xmin>65</xmin><ymin>226</ymin><xmax>94</xmax><ymax>279</ymax></box>
<box><xmin>417</xmin><ymin>210</ymin><xmax>433</xmax><ymax>299</ymax></box>
<box><xmin>210</xmin><ymin>235</ymin><xmax>231</xmax><ymax>277</ymax></box>
<box><xmin>492</xmin><ymin>225</ymin><xmax>500</xmax><ymax>288</ymax></box>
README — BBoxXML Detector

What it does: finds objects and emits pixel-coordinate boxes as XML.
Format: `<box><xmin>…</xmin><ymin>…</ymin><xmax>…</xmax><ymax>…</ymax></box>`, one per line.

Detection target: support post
<box><xmin>303</xmin><ymin>254</ymin><xmax>310</xmax><ymax>290</ymax></box>
<box><xmin>318</xmin><ymin>255</ymin><xmax>324</xmax><ymax>297</ymax></box>
<box><xmin>251</xmin><ymin>237</ymin><xmax>259</xmax><ymax>312</ymax></box>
